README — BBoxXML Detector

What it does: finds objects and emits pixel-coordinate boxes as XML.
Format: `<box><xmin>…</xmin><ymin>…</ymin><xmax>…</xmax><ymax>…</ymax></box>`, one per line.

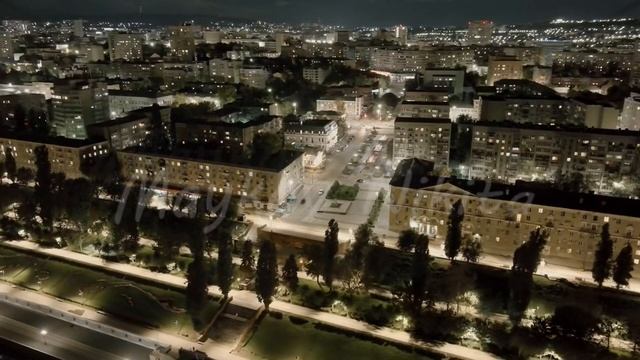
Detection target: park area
<box><xmin>238</xmin><ymin>312</ymin><xmax>440</xmax><ymax>360</ymax></box>
<box><xmin>0</xmin><ymin>246</ymin><xmax>219</xmax><ymax>339</ymax></box>
<box><xmin>326</xmin><ymin>181</ymin><xmax>360</xmax><ymax>201</ymax></box>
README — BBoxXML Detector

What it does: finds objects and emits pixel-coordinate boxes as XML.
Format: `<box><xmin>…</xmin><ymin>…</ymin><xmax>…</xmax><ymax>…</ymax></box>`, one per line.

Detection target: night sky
<box><xmin>2</xmin><ymin>0</ymin><xmax>640</xmax><ymax>26</ymax></box>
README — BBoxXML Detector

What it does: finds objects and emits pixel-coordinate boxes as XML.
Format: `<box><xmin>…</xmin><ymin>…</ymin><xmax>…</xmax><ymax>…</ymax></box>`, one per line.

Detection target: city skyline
<box><xmin>2</xmin><ymin>0</ymin><xmax>640</xmax><ymax>26</ymax></box>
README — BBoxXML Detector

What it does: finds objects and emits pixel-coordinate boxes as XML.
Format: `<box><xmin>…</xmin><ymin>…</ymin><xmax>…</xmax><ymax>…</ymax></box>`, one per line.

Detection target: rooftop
<box><xmin>0</xmin><ymin>132</ymin><xmax>107</xmax><ymax>148</ymax></box>
<box><xmin>390</xmin><ymin>158</ymin><xmax>640</xmax><ymax>218</ymax></box>
<box><xmin>395</xmin><ymin>117</ymin><xmax>452</xmax><ymax>125</ymax></box>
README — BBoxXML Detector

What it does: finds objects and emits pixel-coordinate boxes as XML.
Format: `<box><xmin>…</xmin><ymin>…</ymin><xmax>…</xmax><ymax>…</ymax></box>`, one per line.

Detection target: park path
<box><xmin>2</xmin><ymin>240</ymin><xmax>501</xmax><ymax>360</ymax></box>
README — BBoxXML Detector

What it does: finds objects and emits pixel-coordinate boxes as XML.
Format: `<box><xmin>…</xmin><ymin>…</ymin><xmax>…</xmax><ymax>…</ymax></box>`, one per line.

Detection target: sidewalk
<box><xmin>3</xmin><ymin>240</ymin><xmax>501</xmax><ymax>360</ymax></box>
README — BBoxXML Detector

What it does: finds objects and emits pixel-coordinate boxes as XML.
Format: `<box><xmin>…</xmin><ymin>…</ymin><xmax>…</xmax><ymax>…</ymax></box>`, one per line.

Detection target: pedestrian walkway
<box><xmin>3</xmin><ymin>240</ymin><xmax>502</xmax><ymax>360</ymax></box>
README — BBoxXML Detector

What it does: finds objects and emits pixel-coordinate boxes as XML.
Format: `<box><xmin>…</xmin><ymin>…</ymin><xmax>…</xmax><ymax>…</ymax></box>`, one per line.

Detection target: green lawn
<box><xmin>0</xmin><ymin>247</ymin><xmax>219</xmax><ymax>339</ymax></box>
<box><xmin>239</xmin><ymin>313</ymin><xmax>437</xmax><ymax>360</ymax></box>
<box><xmin>326</xmin><ymin>181</ymin><xmax>360</xmax><ymax>201</ymax></box>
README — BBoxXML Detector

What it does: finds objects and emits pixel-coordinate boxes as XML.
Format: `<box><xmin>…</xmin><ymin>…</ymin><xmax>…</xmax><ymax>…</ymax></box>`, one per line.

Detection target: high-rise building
<box><xmin>467</xmin><ymin>20</ymin><xmax>493</xmax><ymax>45</ymax></box>
<box><xmin>0</xmin><ymin>34</ymin><xmax>13</xmax><ymax>61</ymax></box>
<box><xmin>487</xmin><ymin>56</ymin><xmax>524</xmax><ymax>85</ymax></box>
<box><xmin>51</xmin><ymin>79</ymin><xmax>110</xmax><ymax>139</ymax></box>
<box><xmin>394</xmin><ymin>25</ymin><xmax>408</xmax><ymax>46</ymax></box>
<box><xmin>620</xmin><ymin>93</ymin><xmax>640</xmax><ymax>131</ymax></box>
<box><xmin>168</xmin><ymin>24</ymin><xmax>196</xmax><ymax>61</ymax></box>
<box><xmin>72</xmin><ymin>19</ymin><xmax>85</xmax><ymax>38</ymax></box>
<box><xmin>108</xmin><ymin>32</ymin><xmax>144</xmax><ymax>62</ymax></box>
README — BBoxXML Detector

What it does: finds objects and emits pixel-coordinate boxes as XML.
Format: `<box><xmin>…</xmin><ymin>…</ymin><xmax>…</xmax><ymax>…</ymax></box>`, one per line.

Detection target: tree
<box><xmin>592</xmin><ymin>223</ymin><xmax>614</xmax><ymax>287</ymax></box>
<box><xmin>255</xmin><ymin>240</ymin><xmax>278</xmax><ymax>311</ymax></box>
<box><xmin>240</xmin><ymin>240</ymin><xmax>255</xmax><ymax>272</ymax></box>
<box><xmin>12</xmin><ymin>104</ymin><xmax>26</xmax><ymax>133</ymax></box>
<box><xmin>461</xmin><ymin>236</ymin><xmax>482</xmax><ymax>263</ymax></box>
<box><xmin>550</xmin><ymin>305</ymin><xmax>600</xmax><ymax>340</ymax></box>
<box><xmin>445</xmin><ymin>200</ymin><xmax>464</xmax><ymax>262</ymax></box>
<box><xmin>397</xmin><ymin>229</ymin><xmax>418</xmax><ymax>253</ymax></box>
<box><xmin>251</xmin><ymin>132</ymin><xmax>283</xmax><ymax>165</ymax></box>
<box><xmin>509</xmin><ymin>228</ymin><xmax>548</xmax><ymax>323</ymax></box>
<box><xmin>302</xmin><ymin>243</ymin><xmax>323</xmax><ymax>287</ymax></box>
<box><xmin>61</xmin><ymin>178</ymin><xmax>95</xmax><ymax>232</ymax></box>
<box><xmin>15</xmin><ymin>167</ymin><xmax>33</xmax><ymax>185</ymax></box>
<box><xmin>144</xmin><ymin>104</ymin><xmax>171</xmax><ymax>152</ymax></box>
<box><xmin>612</xmin><ymin>243</ymin><xmax>634</xmax><ymax>289</ymax></box>
<box><xmin>512</xmin><ymin>228</ymin><xmax>548</xmax><ymax>274</ymax></box>
<box><xmin>186</xmin><ymin>253</ymin><xmax>209</xmax><ymax>313</ymax></box>
<box><xmin>27</xmin><ymin>109</ymin><xmax>49</xmax><ymax>136</ymax></box>
<box><xmin>4</xmin><ymin>148</ymin><xmax>17</xmax><ymax>182</ymax></box>
<box><xmin>402</xmin><ymin>234</ymin><xmax>430</xmax><ymax>317</ymax></box>
<box><xmin>216</xmin><ymin>236</ymin><xmax>234</xmax><ymax>299</ymax></box>
<box><xmin>281</xmin><ymin>254</ymin><xmax>299</xmax><ymax>290</ymax></box>
<box><xmin>323</xmin><ymin>219</ymin><xmax>339</xmax><ymax>290</ymax></box>
<box><xmin>346</xmin><ymin>223</ymin><xmax>375</xmax><ymax>271</ymax></box>
<box><xmin>34</xmin><ymin>146</ymin><xmax>54</xmax><ymax>231</ymax></box>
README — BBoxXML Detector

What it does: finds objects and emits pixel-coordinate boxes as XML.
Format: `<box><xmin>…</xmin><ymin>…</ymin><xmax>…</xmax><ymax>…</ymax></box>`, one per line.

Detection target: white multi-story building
<box><xmin>108</xmin><ymin>90</ymin><xmax>174</xmax><ymax>118</ymax></box>
<box><xmin>316</xmin><ymin>96</ymin><xmax>363</xmax><ymax>121</ymax></box>
<box><xmin>118</xmin><ymin>149</ymin><xmax>304</xmax><ymax>211</ymax></box>
<box><xmin>620</xmin><ymin>93</ymin><xmax>640</xmax><ymax>131</ymax></box>
<box><xmin>389</xmin><ymin>158</ymin><xmax>640</xmax><ymax>277</ymax></box>
<box><xmin>468</xmin><ymin>122</ymin><xmax>640</xmax><ymax>190</ymax></box>
<box><xmin>393</xmin><ymin>117</ymin><xmax>451</xmax><ymax>169</ymax></box>
<box><xmin>284</xmin><ymin>119</ymin><xmax>338</xmax><ymax>151</ymax></box>
<box><xmin>487</xmin><ymin>56</ymin><xmax>524</xmax><ymax>86</ymax></box>
<box><xmin>51</xmin><ymin>79</ymin><xmax>110</xmax><ymax>139</ymax></box>
<box><xmin>0</xmin><ymin>134</ymin><xmax>109</xmax><ymax>179</ymax></box>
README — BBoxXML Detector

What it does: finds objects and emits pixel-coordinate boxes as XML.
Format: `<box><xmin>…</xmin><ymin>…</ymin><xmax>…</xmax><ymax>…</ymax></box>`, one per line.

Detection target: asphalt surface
<box><xmin>0</xmin><ymin>301</ymin><xmax>152</xmax><ymax>360</ymax></box>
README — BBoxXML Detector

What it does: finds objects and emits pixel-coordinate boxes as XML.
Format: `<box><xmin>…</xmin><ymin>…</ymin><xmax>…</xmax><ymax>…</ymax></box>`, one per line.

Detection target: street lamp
<box><xmin>292</xmin><ymin>102</ymin><xmax>298</xmax><ymax>115</ymax></box>
<box><xmin>40</xmin><ymin>329</ymin><xmax>48</xmax><ymax>345</ymax></box>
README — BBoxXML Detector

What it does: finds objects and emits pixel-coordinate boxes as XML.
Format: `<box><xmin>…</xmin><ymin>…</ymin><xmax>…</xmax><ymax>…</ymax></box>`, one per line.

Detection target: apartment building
<box><xmin>0</xmin><ymin>34</ymin><xmax>14</xmax><ymax>61</ymax></box>
<box><xmin>393</xmin><ymin>117</ymin><xmax>451</xmax><ymax>169</ymax></box>
<box><xmin>398</xmin><ymin>101</ymin><xmax>450</xmax><ymax>118</ymax></box>
<box><xmin>168</xmin><ymin>25</ymin><xmax>197</xmax><ymax>61</ymax></box>
<box><xmin>87</xmin><ymin>106</ymin><xmax>171</xmax><ymax>150</ymax></box>
<box><xmin>421</xmin><ymin>68</ymin><xmax>465</xmax><ymax>95</ymax></box>
<box><xmin>0</xmin><ymin>134</ymin><xmax>109</xmax><ymax>179</ymax></box>
<box><xmin>108</xmin><ymin>90</ymin><xmax>174</xmax><ymax>118</ymax></box>
<box><xmin>389</xmin><ymin>158</ymin><xmax>640</xmax><ymax>277</ymax></box>
<box><xmin>370</xmin><ymin>48</ymin><xmax>428</xmax><ymax>72</ymax></box>
<box><xmin>108</xmin><ymin>32</ymin><xmax>144</xmax><ymax>62</ymax></box>
<box><xmin>487</xmin><ymin>56</ymin><xmax>524</xmax><ymax>86</ymax></box>
<box><xmin>51</xmin><ymin>79</ymin><xmax>110</xmax><ymax>139</ymax></box>
<box><xmin>316</xmin><ymin>96</ymin><xmax>363</xmax><ymax>121</ymax></box>
<box><xmin>302</xmin><ymin>67</ymin><xmax>330</xmax><ymax>85</ymax></box>
<box><xmin>467</xmin><ymin>20</ymin><xmax>493</xmax><ymax>45</ymax></box>
<box><xmin>620</xmin><ymin>93</ymin><xmax>640</xmax><ymax>131</ymax></box>
<box><xmin>117</xmin><ymin>149</ymin><xmax>304</xmax><ymax>210</ymax></box>
<box><xmin>284</xmin><ymin>119</ymin><xmax>338</xmax><ymax>151</ymax></box>
<box><xmin>173</xmin><ymin>111</ymin><xmax>282</xmax><ymax>151</ymax></box>
<box><xmin>467</xmin><ymin>121</ymin><xmax>640</xmax><ymax>188</ymax></box>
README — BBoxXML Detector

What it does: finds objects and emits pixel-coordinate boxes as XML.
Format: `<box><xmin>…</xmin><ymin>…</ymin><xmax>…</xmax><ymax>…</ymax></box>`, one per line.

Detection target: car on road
<box><xmin>318</xmin><ymin>190</ymin><xmax>325</xmax><ymax>195</ymax></box>
<box><xmin>356</xmin><ymin>178</ymin><xmax>364</xmax><ymax>183</ymax></box>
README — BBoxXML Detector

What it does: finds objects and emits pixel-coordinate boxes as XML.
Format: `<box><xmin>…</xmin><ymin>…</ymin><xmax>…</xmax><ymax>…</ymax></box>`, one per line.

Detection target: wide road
<box><xmin>0</xmin><ymin>300</ymin><xmax>152</xmax><ymax>360</ymax></box>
